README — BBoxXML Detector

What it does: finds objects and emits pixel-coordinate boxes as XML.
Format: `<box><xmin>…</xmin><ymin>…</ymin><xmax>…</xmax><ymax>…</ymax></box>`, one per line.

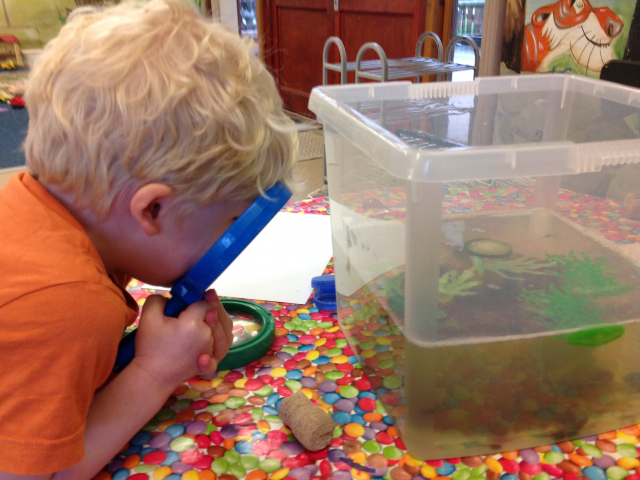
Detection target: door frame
<box><xmin>422</xmin><ymin>0</ymin><xmax>455</xmax><ymax>59</ymax></box>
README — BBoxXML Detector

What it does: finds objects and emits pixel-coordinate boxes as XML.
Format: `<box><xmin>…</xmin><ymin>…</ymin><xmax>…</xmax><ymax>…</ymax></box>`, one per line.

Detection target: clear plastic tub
<box><xmin>309</xmin><ymin>75</ymin><xmax>640</xmax><ymax>459</ymax></box>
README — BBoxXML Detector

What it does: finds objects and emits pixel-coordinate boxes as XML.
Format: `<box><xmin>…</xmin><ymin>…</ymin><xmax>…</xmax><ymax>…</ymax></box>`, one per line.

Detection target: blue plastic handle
<box><xmin>113</xmin><ymin>182</ymin><xmax>292</xmax><ymax>372</ymax></box>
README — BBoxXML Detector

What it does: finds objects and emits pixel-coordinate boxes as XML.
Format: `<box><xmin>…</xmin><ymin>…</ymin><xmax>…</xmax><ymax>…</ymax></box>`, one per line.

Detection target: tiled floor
<box><xmin>286</xmin><ymin>111</ymin><xmax>325</xmax><ymax>200</ymax></box>
<box><xmin>290</xmin><ymin>122</ymin><xmax>325</xmax><ymax>201</ymax></box>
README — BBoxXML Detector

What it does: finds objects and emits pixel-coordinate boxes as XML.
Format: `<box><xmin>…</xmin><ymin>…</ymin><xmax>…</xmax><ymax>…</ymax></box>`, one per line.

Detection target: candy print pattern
<box><xmin>99</xmin><ymin>290</ymin><xmax>640</xmax><ymax>480</ymax></box>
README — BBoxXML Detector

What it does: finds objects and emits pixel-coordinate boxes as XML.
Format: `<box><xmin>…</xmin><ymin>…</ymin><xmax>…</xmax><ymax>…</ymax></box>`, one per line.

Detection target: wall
<box><xmin>1</xmin><ymin>0</ymin><xmax>87</xmax><ymax>49</ymax></box>
<box><xmin>1</xmin><ymin>0</ymin><xmax>231</xmax><ymax>50</ymax></box>
<box><xmin>216</xmin><ymin>0</ymin><xmax>239</xmax><ymax>33</ymax></box>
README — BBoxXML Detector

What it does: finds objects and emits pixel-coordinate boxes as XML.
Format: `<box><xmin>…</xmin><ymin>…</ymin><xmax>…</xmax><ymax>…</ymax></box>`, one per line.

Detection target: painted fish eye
<box><xmin>574</xmin><ymin>1</ymin><xmax>584</xmax><ymax>12</ymax></box>
<box><xmin>536</xmin><ymin>11</ymin><xmax>550</xmax><ymax>22</ymax></box>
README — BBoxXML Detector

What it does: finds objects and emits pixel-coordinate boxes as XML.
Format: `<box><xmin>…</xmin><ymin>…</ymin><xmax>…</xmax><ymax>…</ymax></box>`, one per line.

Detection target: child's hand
<box><xmin>203</xmin><ymin>289</ymin><xmax>234</xmax><ymax>365</ymax></box>
<box><xmin>132</xmin><ymin>295</ymin><xmax>223</xmax><ymax>387</ymax></box>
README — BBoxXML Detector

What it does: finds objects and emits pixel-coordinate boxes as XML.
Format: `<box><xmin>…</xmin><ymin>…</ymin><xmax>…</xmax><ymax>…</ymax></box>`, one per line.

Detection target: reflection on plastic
<box><xmin>229</xmin><ymin>310</ymin><xmax>263</xmax><ymax>346</ymax></box>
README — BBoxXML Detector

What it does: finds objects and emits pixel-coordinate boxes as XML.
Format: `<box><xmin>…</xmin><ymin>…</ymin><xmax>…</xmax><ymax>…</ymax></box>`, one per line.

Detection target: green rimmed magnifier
<box><xmin>217</xmin><ymin>298</ymin><xmax>275</xmax><ymax>371</ymax></box>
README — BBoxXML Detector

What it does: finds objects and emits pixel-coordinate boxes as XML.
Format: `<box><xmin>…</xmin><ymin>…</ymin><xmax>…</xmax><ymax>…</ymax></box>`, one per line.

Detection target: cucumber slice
<box><xmin>464</xmin><ymin>238</ymin><xmax>512</xmax><ymax>258</ymax></box>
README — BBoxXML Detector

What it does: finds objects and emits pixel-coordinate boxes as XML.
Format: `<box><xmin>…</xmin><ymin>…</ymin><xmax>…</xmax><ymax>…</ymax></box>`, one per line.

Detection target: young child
<box><xmin>0</xmin><ymin>0</ymin><xmax>297</xmax><ymax>477</ymax></box>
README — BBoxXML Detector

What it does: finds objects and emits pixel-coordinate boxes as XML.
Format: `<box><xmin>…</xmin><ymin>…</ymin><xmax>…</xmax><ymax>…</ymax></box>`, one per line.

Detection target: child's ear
<box><xmin>130</xmin><ymin>183</ymin><xmax>175</xmax><ymax>236</ymax></box>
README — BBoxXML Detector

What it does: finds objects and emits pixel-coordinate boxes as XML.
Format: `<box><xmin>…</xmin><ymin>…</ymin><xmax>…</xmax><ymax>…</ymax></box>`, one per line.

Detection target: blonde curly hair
<box><xmin>25</xmin><ymin>0</ymin><xmax>298</xmax><ymax>218</ymax></box>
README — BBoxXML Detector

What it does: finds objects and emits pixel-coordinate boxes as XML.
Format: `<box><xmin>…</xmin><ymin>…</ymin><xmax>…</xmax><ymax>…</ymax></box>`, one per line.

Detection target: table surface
<box><xmin>97</xmin><ymin>193</ymin><xmax>640</xmax><ymax>480</ymax></box>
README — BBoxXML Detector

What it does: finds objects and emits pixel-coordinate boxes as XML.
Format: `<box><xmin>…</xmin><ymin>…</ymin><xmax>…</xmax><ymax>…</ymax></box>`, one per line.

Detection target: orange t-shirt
<box><xmin>0</xmin><ymin>172</ymin><xmax>138</xmax><ymax>475</ymax></box>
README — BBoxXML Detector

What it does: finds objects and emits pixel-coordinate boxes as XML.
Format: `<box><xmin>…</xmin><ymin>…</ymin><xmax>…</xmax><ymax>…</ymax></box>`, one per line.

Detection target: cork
<box><xmin>278</xmin><ymin>391</ymin><xmax>336</xmax><ymax>451</ymax></box>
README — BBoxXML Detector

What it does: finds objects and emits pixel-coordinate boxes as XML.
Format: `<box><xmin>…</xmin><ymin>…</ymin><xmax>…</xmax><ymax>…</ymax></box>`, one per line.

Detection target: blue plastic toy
<box><xmin>312</xmin><ymin>274</ymin><xmax>336</xmax><ymax>311</ymax></box>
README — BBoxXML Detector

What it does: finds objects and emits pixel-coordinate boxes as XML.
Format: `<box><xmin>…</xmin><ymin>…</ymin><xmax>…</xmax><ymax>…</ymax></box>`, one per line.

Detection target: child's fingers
<box><xmin>178</xmin><ymin>299</ymin><xmax>214</xmax><ymax>323</ymax></box>
<box><xmin>205</xmin><ymin>289</ymin><xmax>234</xmax><ymax>348</ymax></box>
<box><xmin>203</xmin><ymin>305</ymin><xmax>232</xmax><ymax>361</ymax></box>
<box><xmin>220</xmin><ymin>310</ymin><xmax>233</xmax><ymax>351</ymax></box>
<box><xmin>204</xmin><ymin>308</ymin><xmax>217</xmax><ymax>327</ymax></box>
<box><xmin>209</xmin><ymin>310</ymin><xmax>232</xmax><ymax>363</ymax></box>
<box><xmin>198</xmin><ymin>354</ymin><xmax>217</xmax><ymax>376</ymax></box>
<box><xmin>204</xmin><ymin>289</ymin><xmax>218</xmax><ymax>305</ymax></box>
<box><xmin>140</xmin><ymin>294</ymin><xmax>168</xmax><ymax>319</ymax></box>
<box><xmin>203</xmin><ymin>308</ymin><xmax>228</xmax><ymax>362</ymax></box>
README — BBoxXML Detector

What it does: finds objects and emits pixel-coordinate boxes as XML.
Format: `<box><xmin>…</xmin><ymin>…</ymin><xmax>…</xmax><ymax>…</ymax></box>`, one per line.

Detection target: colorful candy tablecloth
<box><xmin>99</xmin><ymin>193</ymin><xmax>640</xmax><ymax>480</ymax></box>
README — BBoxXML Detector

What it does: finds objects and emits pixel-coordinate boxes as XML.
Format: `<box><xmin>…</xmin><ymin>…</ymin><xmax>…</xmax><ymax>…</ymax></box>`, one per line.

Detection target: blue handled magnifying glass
<box><xmin>113</xmin><ymin>181</ymin><xmax>292</xmax><ymax>373</ymax></box>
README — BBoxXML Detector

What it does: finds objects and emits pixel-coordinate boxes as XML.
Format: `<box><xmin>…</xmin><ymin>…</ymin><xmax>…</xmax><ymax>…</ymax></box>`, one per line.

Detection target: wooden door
<box><xmin>262</xmin><ymin>0</ymin><xmax>427</xmax><ymax>116</ymax></box>
<box><xmin>335</xmin><ymin>0</ymin><xmax>427</xmax><ymax>84</ymax></box>
<box><xmin>262</xmin><ymin>0</ymin><xmax>333</xmax><ymax>116</ymax></box>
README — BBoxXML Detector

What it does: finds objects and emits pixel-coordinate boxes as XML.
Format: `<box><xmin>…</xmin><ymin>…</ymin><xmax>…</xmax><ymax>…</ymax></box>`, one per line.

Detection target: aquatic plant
<box><xmin>548</xmin><ymin>251</ymin><xmax>636</xmax><ymax>297</ymax></box>
<box><xmin>439</xmin><ymin>268</ymin><xmax>482</xmax><ymax>303</ymax></box>
<box><xmin>387</xmin><ymin>254</ymin><xmax>555</xmax><ymax>313</ymax></box>
<box><xmin>385</xmin><ymin>266</ymin><xmax>483</xmax><ymax>313</ymax></box>
<box><xmin>519</xmin><ymin>252</ymin><xmax>635</xmax><ymax>331</ymax></box>
<box><xmin>386</xmin><ymin>250</ymin><xmax>633</xmax><ymax>332</ymax></box>
<box><xmin>519</xmin><ymin>283</ymin><xmax>602</xmax><ymax>330</ymax></box>
<box><xmin>478</xmin><ymin>256</ymin><xmax>555</xmax><ymax>280</ymax></box>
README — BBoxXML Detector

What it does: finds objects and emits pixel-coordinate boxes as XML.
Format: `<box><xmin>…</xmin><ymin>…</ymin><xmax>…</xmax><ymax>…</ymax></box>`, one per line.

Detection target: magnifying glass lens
<box><xmin>229</xmin><ymin>311</ymin><xmax>263</xmax><ymax>346</ymax></box>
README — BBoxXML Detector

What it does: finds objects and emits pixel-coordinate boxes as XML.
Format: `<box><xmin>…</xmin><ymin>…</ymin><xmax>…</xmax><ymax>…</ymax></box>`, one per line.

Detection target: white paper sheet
<box><xmin>143</xmin><ymin>212</ymin><xmax>333</xmax><ymax>304</ymax></box>
<box><xmin>330</xmin><ymin>200</ymin><xmax>405</xmax><ymax>297</ymax></box>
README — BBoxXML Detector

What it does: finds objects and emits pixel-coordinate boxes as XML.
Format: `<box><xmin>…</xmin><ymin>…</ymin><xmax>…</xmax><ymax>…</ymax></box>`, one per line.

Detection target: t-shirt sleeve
<box><xmin>0</xmin><ymin>282</ymin><xmax>129</xmax><ymax>475</ymax></box>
